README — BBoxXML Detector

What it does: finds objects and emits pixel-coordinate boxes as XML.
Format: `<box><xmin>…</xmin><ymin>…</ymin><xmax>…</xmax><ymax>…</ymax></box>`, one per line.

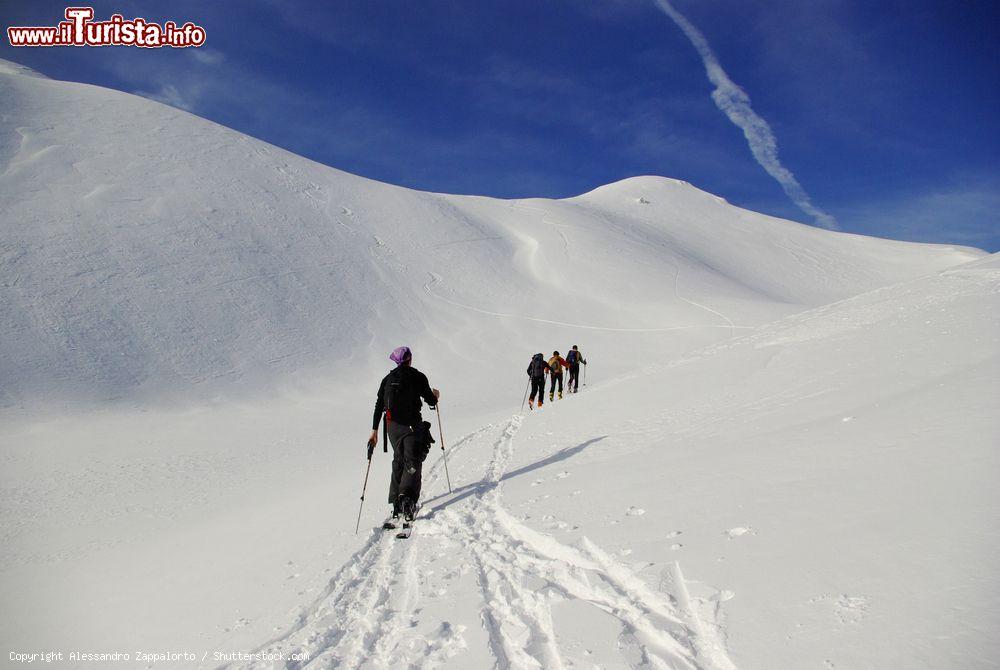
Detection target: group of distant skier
<box><xmin>526</xmin><ymin>345</ymin><xmax>587</xmax><ymax>409</ymax></box>
<box><xmin>361</xmin><ymin>343</ymin><xmax>587</xmax><ymax>535</ymax></box>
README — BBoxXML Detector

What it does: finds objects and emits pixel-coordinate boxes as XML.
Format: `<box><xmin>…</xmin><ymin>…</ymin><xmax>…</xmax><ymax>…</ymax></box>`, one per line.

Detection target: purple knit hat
<box><xmin>389</xmin><ymin>346</ymin><xmax>412</xmax><ymax>365</ymax></box>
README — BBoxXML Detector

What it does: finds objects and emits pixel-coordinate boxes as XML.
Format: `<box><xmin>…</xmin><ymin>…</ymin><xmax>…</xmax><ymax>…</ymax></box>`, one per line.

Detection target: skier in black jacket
<box><xmin>369</xmin><ymin>346</ymin><xmax>439</xmax><ymax>521</ymax></box>
<box><xmin>526</xmin><ymin>352</ymin><xmax>549</xmax><ymax>410</ymax></box>
<box><xmin>566</xmin><ymin>345</ymin><xmax>587</xmax><ymax>393</ymax></box>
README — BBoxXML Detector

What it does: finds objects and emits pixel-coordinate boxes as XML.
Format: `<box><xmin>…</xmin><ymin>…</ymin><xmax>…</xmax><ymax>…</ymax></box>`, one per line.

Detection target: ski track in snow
<box><xmin>419</xmin><ymin>200</ymin><xmax>751</xmax><ymax>337</ymax></box>
<box><xmin>672</xmin><ymin>266</ymin><xmax>736</xmax><ymax>338</ymax></box>
<box><xmin>230</xmin><ymin>416</ymin><xmax>736</xmax><ymax>670</ymax></box>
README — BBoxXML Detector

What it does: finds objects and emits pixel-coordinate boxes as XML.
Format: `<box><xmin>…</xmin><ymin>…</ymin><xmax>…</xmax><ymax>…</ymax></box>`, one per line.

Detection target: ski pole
<box><xmin>520</xmin><ymin>380</ymin><xmax>529</xmax><ymax>412</ymax></box>
<box><xmin>435</xmin><ymin>404</ymin><xmax>452</xmax><ymax>493</ymax></box>
<box><xmin>354</xmin><ymin>440</ymin><xmax>375</xmax><ymax>534</ymax></box>
<box><xmin>584</xmin><ymin>363</ymin><xmax>587</xmax><ymax>387</ymax></box>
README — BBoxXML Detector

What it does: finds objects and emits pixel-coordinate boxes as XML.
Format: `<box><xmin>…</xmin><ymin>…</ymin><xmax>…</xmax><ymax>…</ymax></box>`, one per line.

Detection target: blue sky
<box><xmin>3</xmin><ymin>0</ymin><xmax>998</xmax><ymax>250</ymax></box>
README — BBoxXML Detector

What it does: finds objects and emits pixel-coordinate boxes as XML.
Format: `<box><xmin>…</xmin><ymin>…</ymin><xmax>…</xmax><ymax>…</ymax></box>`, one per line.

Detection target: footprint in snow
<box><xmin>626</xmin><ymin>506</ymin><xmax>646</xmax><ymax>516</ymax></box>
<box><xmin>725</xmin><ymin>526</ymin><xmax>753</xmax><ymax>539</ymax></box>
<box><xmin>834</xmin><ymin>595</ymin><xmax>870</xmax><ymax>624</ymax></box>
<box><xmin>808</xmin><ymin>594</ymin><xmax>870</xmax><ymax>624</ymax></box>
<box><xmin>225</xmin><ymin>617</ymin><xmax>251</xmax><ymax>632</ymax></box>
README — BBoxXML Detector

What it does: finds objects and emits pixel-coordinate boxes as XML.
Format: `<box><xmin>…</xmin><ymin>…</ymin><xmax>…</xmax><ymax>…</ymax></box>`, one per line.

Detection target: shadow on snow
<box><xmin>421</xmin><ymin>435</ymin><xmax>608</xmax><ymax>517</ymax></box>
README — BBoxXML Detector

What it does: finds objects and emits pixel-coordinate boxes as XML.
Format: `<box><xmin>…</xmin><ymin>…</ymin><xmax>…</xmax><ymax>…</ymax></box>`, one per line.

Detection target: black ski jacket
<box><xmin>526</xmin><ymin>355</ymin><xmax>549</xmax><ymax>380</ymax></box>
<box><xmin>372</xmin><ymin>365</ymin><xmax>437</xmax><ymax>430</ymax></box>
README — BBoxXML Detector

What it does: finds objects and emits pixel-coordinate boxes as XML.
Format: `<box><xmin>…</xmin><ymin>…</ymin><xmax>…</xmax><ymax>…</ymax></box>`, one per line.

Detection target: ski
<box><xmin>382</xmin><ymin>519</ymin><xmax>398</xmax><ymax>530</ymax></box>
<box><xmin>395</xmin><ymin>503</ymin><xmax>419</xmax><ymax>539</ymax></box>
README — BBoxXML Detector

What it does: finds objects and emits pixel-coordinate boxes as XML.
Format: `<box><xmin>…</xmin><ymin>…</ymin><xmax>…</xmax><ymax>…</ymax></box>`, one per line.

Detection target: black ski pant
<box><xmin>529</xmin><ymin>376</ymin><xmax>546</xmax><ymax>403</ymax></box>
<box><xmin>568</xmin><ymin>363</ymin><xmax>580</xmax><ymax>392</ymax></box>
<box><xmin>549</xmin><ymin>372</ymin><xmax>563</xmax><ymax>396</ymax></box>
<box><xmin>387</xmin><ymin>420</ymin><xmax>429</xmax><ymax>504</ymax></box>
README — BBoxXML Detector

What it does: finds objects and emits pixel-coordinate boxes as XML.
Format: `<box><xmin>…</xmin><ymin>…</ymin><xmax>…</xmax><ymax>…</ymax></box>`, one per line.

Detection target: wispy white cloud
<box><xmin>841</xmin><ymin>177</ymin><xmax>1000</xmax><ymax>251</ymax></box>
<box><xmin>191</xmin><ymin>48</ymin><xmax>225</xmax><ymax>66</ymax></box>
<box><xmin>652</xmin><ymin>0</ymin><xmax>838</xmax><ymax>230</ymax></box>
<box><xmin>135</xmin><ymin>84</ymin><xmax>195</xmax><ymax>111</ymax></box>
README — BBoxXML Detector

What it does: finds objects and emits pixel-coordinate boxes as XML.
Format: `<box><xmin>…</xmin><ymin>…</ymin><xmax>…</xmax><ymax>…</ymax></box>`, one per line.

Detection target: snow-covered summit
<box><xmin>0</xmin><ymin>61</ymin><xmax>982</xmax><ymax>408</ymax></box>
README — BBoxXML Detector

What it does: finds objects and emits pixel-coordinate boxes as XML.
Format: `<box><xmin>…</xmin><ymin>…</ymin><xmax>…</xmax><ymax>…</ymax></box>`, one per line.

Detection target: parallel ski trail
<box><xmin>227</xmin><ymin>425</ymin><xmax>488</xmax><ymax>670</ymax></box>
<box><xmin>231</xmin><ymin>415</ymin><xmax>735</xmax><ymax>669</ymax></box>
<box><xmin>428</xmin><ymin>414</ymin><xmax>734</xmax><ymax>670</ymax></box>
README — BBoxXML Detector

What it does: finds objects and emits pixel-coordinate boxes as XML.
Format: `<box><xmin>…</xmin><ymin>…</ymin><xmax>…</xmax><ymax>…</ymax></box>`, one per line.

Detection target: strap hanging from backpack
<box><xmin>384</xmin><ymin>371</ymin><xmax>396</xmax><ymax>423</ymax></box>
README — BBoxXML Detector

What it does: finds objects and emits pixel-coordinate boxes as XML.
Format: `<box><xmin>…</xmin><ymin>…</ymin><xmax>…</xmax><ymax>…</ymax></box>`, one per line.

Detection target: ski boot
<box><xmin>401</xmin><ymin>496</ymin><xmax>416</xmax><ymax>522</ymax></box>
<box><xmin>383</xmin><ymin>500</ymin><xmax>402</xmax><ymax>530</ymax></box>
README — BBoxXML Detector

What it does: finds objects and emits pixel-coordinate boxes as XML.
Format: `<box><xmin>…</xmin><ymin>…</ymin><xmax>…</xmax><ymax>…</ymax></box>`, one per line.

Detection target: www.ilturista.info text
<box><xmin>7</xmin><ymin>7</ymin><xmax>206</xmax><ymax>48</ymax></box>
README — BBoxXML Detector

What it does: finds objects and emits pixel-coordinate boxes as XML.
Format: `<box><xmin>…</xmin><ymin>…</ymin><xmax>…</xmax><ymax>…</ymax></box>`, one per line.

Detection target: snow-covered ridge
<box><xmin>0</xmin><ymin>58</ymin><xmax>983</xmax><ymax>408</ymax></box>
<box><xmin>0</xmin><ymin>59</ymin><xmax>49</xmax><ymax>79</ymax></box>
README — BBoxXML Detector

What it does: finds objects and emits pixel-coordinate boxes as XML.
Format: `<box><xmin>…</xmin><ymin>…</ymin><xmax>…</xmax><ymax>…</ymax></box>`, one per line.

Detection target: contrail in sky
<box><xmin>653</xmin><ymin>0</ymin><xmax>839</xmax><ymax>230</ymax></box>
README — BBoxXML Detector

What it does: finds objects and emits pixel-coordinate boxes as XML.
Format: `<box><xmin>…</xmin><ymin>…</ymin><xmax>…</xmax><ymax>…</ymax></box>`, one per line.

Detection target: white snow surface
<box><xmin>1</xmin><ymin>60</ymin><xmax>997</xmax><ymax>669</ymax></box>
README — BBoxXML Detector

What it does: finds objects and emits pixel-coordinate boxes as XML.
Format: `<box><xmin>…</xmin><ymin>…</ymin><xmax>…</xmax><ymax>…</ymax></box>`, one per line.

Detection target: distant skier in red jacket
<box><xmin>548</xmin><ymin>351</ymin><xmax>568</xmax><ymax>400</ymax></box>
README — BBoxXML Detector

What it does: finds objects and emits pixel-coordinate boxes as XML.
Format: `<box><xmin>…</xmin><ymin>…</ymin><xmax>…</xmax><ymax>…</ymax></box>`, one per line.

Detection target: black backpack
<box><xmin>527</xmin><ymin>355</ymin><xmax>548</xmax><ymax>378</ymax></box>
<box><xmin>384</xmin><ymin>366</ymin><xmax>407</xmax><ymax>422</ymax></box>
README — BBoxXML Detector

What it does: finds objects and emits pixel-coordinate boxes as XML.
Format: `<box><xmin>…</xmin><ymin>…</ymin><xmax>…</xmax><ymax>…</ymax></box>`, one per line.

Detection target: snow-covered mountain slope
<box><xmin>232</xmin><ymin>254</ymin><xmax>998</xmax><ymax>670</ymax></box>
<box><xmin>0</xmin><ymin>59</ymin><xmax>995</xmax><ymax>670</ymax></box>
<box><xmin>0</xmin><ymin>59</ymin><xmax>979</xmax><ymax>410</ymax></box>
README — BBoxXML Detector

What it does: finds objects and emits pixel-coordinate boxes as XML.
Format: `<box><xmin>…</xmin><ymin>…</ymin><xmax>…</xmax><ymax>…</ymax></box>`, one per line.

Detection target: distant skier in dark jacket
<box><xmin>369</xmin><ymin>346</ymin><xmax>439</xmax><ymax>522</ymax></box>
<box><xmin>526</xmin><ymin>352</ymin><xmax>549</xmax><ymax>410</ymax></box>
<box><xmin>566</xmin><ymin>345</ymin><xmax>587</xmax><ymax>393</ymax></box>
